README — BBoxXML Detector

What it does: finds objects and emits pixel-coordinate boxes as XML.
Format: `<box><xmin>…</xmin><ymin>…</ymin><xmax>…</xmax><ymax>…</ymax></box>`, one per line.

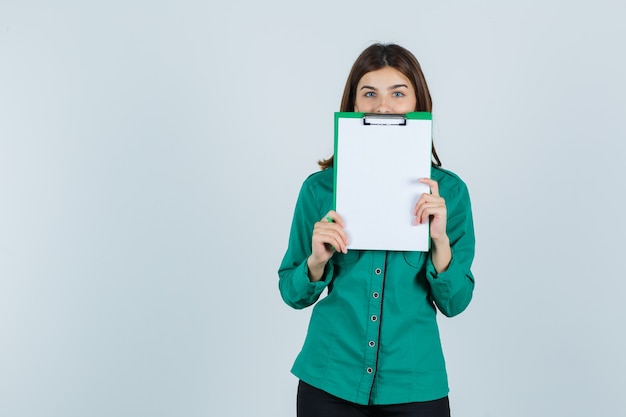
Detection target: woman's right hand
<box><xmin>307</xmin><ymin>210</ymin><xmax>348</xmax><ymax>281</ymax></box>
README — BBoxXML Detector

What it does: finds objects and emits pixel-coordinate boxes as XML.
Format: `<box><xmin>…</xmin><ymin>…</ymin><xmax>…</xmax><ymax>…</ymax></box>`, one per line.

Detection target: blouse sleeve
<box><xmin>278</xmin><ymin>178</ymin><xmax>334</xmax><ymax>309</ymax></box>
<box><xmin>425</xmin><ymin>177</ymin><xmax>476</xmax><ymax>317</ymax></box>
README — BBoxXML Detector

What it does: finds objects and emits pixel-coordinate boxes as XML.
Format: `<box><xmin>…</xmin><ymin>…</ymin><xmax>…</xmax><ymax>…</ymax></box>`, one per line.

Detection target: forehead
<box><xmin>357</xmin><ymin>66</ymin><xmax>412</xmax><ymax>87</ymax></box>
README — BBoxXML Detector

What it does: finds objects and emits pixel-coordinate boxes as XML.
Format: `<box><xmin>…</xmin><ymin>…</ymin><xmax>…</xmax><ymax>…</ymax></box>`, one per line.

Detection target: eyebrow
<box><xmin>360</xmin><ymin>84</ymin><xmax>410</xmax><ymax>91</ymax></box>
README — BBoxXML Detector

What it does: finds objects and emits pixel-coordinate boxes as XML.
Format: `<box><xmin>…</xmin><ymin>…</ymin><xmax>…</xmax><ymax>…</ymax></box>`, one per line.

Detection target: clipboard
<box><xmin>333</xmin><ymin>112</ymin><xmax>433</xmax><ymax>251</ymax></box>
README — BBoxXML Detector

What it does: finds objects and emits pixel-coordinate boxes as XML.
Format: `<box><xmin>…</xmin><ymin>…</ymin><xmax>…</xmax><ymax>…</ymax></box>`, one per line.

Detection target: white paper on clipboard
<box><xmin>334</xmin><ymin>112</ymin><xmax>432</xmax><ymax>251</ymax></box>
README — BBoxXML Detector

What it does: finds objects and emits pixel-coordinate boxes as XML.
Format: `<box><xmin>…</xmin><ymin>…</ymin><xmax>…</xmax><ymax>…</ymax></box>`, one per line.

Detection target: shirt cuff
<box><xmin>296</xmin><ymin>259</ymin><xmax>332</xmax><ymax>294</ymax></box>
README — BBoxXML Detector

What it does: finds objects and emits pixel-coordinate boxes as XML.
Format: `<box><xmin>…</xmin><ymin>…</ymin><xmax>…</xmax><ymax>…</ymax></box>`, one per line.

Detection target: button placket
<box><xmin>363</xmin><ymin>253</ymin><xmax>386</xmax><ymax>383</ymax></box>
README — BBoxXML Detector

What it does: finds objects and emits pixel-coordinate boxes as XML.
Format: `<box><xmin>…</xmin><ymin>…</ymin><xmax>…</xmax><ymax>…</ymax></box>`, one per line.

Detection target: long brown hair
<box><xmin>319</xmin><ymin>43</ymin><xmax>441</xmax><ymax>169</ymax></box>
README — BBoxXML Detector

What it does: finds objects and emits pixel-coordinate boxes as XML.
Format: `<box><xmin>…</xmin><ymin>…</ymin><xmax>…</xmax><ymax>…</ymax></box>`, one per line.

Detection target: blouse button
<box><xmin>366</xmin><ymin>367</ymin><xmax>373</xmax><ymax>374</ymax></box>
<box><xmin>375</xmin><ymin>268</ymin><xmax>382</xmax><ymax>275</ymax></box>
<box><xmin>372</xmin><ymin>292</ymin><xmax>379</xmax><ymax>298</ymax></box>
<box><xmin>369</xmin><ymin>341</ymin><xmax>375</xmax><ymax>347</ymax></box>
<box><xmin>371</xmin><ymin>315</ymin><xmax>377</xmax><ymax>322</ymax></box>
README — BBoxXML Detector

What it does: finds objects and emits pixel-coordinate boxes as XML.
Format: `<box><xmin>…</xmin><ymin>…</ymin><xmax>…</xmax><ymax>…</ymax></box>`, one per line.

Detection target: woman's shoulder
<box><xmin>292</xmin><ymin>168</ymin><xmax>334</xmax><ymax>204</ymax></box>
<box><xmin>301</xmin><ymin>167</ymin><xmax>334</xmax><ymax>190</ymax></box>
<box><xmin>431</xmin><ymin>165</ymin><xmax>469</xmax><ymax>195</ymax></box>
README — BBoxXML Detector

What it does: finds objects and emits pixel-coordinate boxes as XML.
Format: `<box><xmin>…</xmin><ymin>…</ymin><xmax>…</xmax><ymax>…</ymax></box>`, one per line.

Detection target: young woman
<box><xmin>278</xmin><ymin>43</ymin><xmax>476</xmax><ymax>417</ymax></box>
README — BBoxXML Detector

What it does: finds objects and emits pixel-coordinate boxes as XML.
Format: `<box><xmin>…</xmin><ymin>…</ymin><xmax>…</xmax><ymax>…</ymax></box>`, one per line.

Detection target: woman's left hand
<box><xmin>414</xmin><ymin>178</ymin><xmax>452</xmax><ymax>272</ymax></box>
<box><xmin>413</xmin><ymin>178</ymin><xmax>448</xmax><ymax>243</ymax></box>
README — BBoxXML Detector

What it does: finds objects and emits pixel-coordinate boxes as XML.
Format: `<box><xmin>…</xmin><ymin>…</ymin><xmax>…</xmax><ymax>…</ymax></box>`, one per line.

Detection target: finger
<box><xmin>329</xmin><ymin>235</ymin><xmax>348</xmax><ymax>254</ymax></box>
<box><xmin>414</xmin><ymin>203</ymin><xmax>446</xmax><ymax>224</ymax></box>
<box><xmin>322</xmin><ymin>222</ymin><xmax>349</xmax><ymax>246</ymax></box>
<box><xmin>315</xmin><ymin>230</ymin><xmax>348</xmax><ymax>254</ymax></box>
<box><xmin>413</xmin><ymin>195</ymin><xmax>429</xmax><ymax>215</ymax></box>
<box><xmin>416</xmin><ymin>201</ymin><xmax>445</xmax><ymax>216</ymax></box>
<box><xmin>314</xmin><ymin>222</ymin><xmax>349</xmax><ymax>249</ymax></box>
<box><xmin>414</xmin><ymin>208</ymin><xmax>434</xmax><ymax>225</ymax></box>
<box><xmin>318</xmin><ymin>212</ymin><xmax>348</xmax><ymax>243</ymax></box>
<box><xmin>419</xmin><ymin>178</ymin><xmax>440</xmax><ymax>196</ymax></box>
<box><xmin>322</xmin><ymin>210</ymin><xmax>346</xmax><ymax>228</ymax></box>
<box><xmin>413</xmin><ymin>194</ymin><xmax>444</xmax><ymax>215</ymax></box>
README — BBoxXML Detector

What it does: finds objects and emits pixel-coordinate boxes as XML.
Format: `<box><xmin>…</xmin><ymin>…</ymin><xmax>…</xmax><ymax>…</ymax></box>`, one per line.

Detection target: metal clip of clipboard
<box><xmin>363</xmin><ymin>113</ymin><xmax>407</xmax><ymax>126</ymax></box>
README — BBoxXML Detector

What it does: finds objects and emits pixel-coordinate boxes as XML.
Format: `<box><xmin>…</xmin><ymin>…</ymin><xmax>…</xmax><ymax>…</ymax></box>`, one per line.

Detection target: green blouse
<box><xmin>278</xmin><ymin>166</ymin><xmax>475</xmax><ymax>405</ymax></box>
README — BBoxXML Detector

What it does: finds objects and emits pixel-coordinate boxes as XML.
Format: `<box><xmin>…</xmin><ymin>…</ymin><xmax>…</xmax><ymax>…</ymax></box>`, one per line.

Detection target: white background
<box><xmin>1</xmin><ymin>1</ymin><xmax>625</xmax><ymax>416</ymax></box>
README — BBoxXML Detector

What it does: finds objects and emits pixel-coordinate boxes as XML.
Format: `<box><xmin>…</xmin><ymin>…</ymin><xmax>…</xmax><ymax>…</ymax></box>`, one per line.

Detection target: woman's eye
<box><xmin>392</xmin><ymin>91</ymin><xmax>405</xmax><ymax>97</ymax></box>
<box><xmin>364</xmin><ymin>91</ymin><xmax>376</xmax><ymax>97</ymax></box>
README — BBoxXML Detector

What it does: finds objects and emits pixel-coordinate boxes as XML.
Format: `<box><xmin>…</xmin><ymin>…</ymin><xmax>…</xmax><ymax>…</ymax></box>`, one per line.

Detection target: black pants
<box><xmin>297</xmin><ymin>381</ymin><xmax>451</xmax><ymax>417</ymax></box>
